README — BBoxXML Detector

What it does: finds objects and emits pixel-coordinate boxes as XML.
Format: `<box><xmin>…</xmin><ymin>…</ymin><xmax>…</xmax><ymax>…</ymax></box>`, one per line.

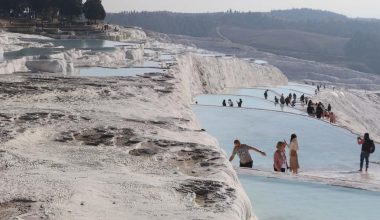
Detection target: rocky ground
<box><xmin>0</xmin><ymin>45</ymin><xmax>287</xmax><ymax>218</ymax></box>
<box><xmin>0</xmin><ymin>72</ymin><xmax>243</xmax><ymax>219</ymax></box>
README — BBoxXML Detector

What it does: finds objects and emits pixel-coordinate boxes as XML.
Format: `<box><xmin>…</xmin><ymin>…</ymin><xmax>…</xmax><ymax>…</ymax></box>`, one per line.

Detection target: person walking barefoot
<box><xmin>274</xmin><ymin>141</ymin><xmax>288</xmax><ymax>173</ymax></box>
<box><xmin>229</xmin><ymin>139</ymin><xmax>266</xmax><ymax>168</ymax></box>
<box><xmin>286</xmin><ymin>134</ymin><xmax>300</xmax><ymax>174</ymax></box>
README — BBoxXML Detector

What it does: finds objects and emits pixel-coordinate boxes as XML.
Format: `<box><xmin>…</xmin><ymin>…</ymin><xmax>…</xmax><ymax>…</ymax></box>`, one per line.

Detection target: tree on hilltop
<box><xmin>83</xmin><ymin>0</ymin><xmax>106</xmax><ymax>23</ymax></box>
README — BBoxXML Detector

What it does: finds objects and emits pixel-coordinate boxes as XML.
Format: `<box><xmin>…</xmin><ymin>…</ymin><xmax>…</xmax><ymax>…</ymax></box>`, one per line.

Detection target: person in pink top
<box><xmin>274</xmin><ymin>141</ymin><xmax>288</xmax><ymax>173</ymax></box>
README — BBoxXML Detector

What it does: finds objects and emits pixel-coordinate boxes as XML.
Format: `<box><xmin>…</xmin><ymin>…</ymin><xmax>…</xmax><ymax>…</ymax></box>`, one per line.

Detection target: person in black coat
<box><xmin>316</xmin><ymin>103</ymin><xmax>324</xmax><ymax>119</ymax></box>
<box><xmin>357</xmin><ymin>133</ymin><xmax>375</xmax><ymax>172</ymax></box>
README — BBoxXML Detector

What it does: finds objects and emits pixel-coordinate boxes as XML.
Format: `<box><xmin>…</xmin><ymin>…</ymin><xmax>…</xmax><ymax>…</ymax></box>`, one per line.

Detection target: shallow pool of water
<box><xmin>240</xmin><ymin>175</ymin><xmax>380</xmax><ymax>220</ymax></box>
<box><xmin>193</xmin><ymin>84</ymin><xmax>380</xmax><ymax>220</ymax></box>
<box><xmin>4</xmin><ymin>39</ymin><xmax>127</xmax><ymax>60</ymax></box>
<box><xmin>192</xmin><ymin>105</ymin><xmax>371</xmax><ymax>171</ymax></box>
<box><xmin>195</xmin><ymin>94</ymin><xmax>304</xmax><ymax>114</ymax></box>
<box><xmin>133</xmin><ymin>60</ymin><xmax>162</xmax><ymax>68</ymax></box>
<box><xmin>76</xmin><ymin>67</ymin><xmax>165</xmax><ymax>77</ymax></box>
<box><xmin>49</xmin><ymin>39</ymin><xmax>127</xmax><ymax>48</ymax></box>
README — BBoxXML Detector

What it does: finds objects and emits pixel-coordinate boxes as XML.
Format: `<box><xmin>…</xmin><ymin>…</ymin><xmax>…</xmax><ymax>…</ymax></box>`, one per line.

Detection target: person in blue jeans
<box><xmin>357</xmin><ymin>133</ymin><xmax>375</xmax><ymax>172</ymax></box>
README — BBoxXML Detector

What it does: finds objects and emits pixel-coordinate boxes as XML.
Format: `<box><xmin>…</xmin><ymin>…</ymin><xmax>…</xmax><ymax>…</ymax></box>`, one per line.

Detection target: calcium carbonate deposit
<box><xmin>0</xmin><ymin>27</ymin><xmax>291</xmax><ymax>220</ymax></box>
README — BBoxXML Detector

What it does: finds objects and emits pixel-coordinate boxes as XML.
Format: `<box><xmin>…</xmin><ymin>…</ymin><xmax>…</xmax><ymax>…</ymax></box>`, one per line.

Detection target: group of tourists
<box><xmin>306</xmin><ymin>100</ymin><xmax>336</xmax><ymax>123</ymax></box>
<box><xmin>275</xmin><ymin>93</ymin><xmax>299</xmax><ymax>107</ymax></box>
<box><xmin>315</xmin><ymin>84</ymin><xmax>326</xmax><ymax>95</ymax></box>
<box><xmin>229</xmin><ymin>133</ymin><xmax>375</xmax><ymax>173</ymax></box>
<box><xmin>223</xmin><ymin>99</ymin><xmax>243</xmax><ymax>108</ymax></box>
<box><xmin>229</xmin><ymin>134</ymin><xmax>300</xmax><ymax>175</ymax></box>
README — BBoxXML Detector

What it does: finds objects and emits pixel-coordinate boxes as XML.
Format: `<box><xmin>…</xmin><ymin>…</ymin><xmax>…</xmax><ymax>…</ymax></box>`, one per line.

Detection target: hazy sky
<box><xmin>103</xmin><ymin>0</ymin><xmax>380</xmax><ymax>18</ymax></box>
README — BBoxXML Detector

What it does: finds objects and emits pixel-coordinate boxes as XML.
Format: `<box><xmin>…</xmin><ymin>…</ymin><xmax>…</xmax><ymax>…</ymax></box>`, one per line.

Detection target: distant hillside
<box><xmin>106</xmin><ymin>9</ymin><xmax>380</xmax><ymax>75</ymax></box>
<box><xmin>270</xmin><ymin>8</ymin><xmax>347</xmax><ymax>22</ymax></box>
<box><xmin>219</xmin><ymin>25</ymin><xmax>349</xmax><ymax>61</ymax></box>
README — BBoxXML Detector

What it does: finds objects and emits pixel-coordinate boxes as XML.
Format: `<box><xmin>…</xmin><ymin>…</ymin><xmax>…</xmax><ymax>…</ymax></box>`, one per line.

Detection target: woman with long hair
<box><xmin>287</xmin><ymin>134</ymin><xmax>300</xmax><ymax>174</ymax></box>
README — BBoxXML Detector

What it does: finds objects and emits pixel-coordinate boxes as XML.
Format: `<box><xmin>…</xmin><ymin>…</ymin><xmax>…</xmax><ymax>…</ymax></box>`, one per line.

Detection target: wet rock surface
<box><xmin>176</xmin><ymin>179</ymin><xmax>236</xmax><ymax>211</ymax></box>
<box><xmin>0</xmin><ymin>198</ymin><xmax>37</xmax><ymax>219</ymax></box>
<box><xmin>56</xmin><ymin>127</ymin><xmax>136</xmax><ymax>147</ymax></box>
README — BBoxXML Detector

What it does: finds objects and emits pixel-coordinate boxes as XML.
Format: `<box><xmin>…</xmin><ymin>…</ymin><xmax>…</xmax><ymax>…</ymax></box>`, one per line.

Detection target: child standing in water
<box><xmin>286</xmin><ymin>134</ymin><xmax>300</xmax><ymax>174</ymax></box>
<box><xmin>273</xmin><ymin>141</ymin><xmax>288</xmax><ymax>172</ymax></box>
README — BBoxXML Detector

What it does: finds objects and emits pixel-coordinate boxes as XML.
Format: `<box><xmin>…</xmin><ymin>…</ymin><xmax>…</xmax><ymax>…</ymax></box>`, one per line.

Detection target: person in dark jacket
<box><xmin>274</xmin><ymin>96</ymin><xmax>279</xmax><ymax>104</ymax></box>
<box><xmin>280</xmin><ymin>94</ymin><xmax>285</xmax><ymax>105</ymax></box>
<box><xmin>316</xmin><ymin>103</ymin><xmax>324</xmax><ymax>119</ymax></box>
<box><xmin>357</xmin><ymin>133</ymin><xmax>375</xmax><ymax>172</ymax></box>
<box><xmin>285</xmin><ymin>97</ymin><xmax>290</xmax><ymax>106</ymax></box>
<box><xmin>327</xmin><ymin>104</ymin><xmax>332</xmax><ymax>112</ymax></box>
<box><xmin>222</xmin><ymin>100</ymin><xmax>226</xmax><ymax>107</ymax></box>
<box><xmin>237</xmin><ymin>99</ymin><xmax>243</xmax><ymax>108</ymax></box>
<box><xmin>264</xmin><ymin>90</ymin><xmax>268</xmax><ymax>100</ymax></box>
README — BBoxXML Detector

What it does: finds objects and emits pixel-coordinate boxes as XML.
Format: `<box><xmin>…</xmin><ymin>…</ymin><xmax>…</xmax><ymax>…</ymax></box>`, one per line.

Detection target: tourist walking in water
<box><xmin>222</xmin><ymin>99</ymin><xmax>226</xmax><ymax>107</ymax></box>
<box><xmin>285</xmin><ymin>97</ymin><xmax>290</xmax><ymax>106</ymax></box>
<box><xmin>274</xmin><ymin>141</ymin><xmax>288</xmax><ymax>172</ymax></box>
<box><xmin>237</xmin><ymin>99</ymin><xmax>243</xmax><ymax>108</ymax></box>
<box><xmin>357</xmin><ymin>133</ymin><xmax>376</xmax><ymax>172</ymax></box>
<box><xmin>280</xmin><ymin>94</ymin><xmax>285</xmax><ymax>105</ymax></box>
<box><xmin>286</xmin><ymin>134</ymin><xmax>300</xmax><ymax>174</ymax></box>
<box><xmin>229</xmin><ymin>140</ymin><xmax>266</xmax><ymax>168</ymax></box>
<box><xmin>228</xmin><ymin>99</ymin><xmax>233</xmax><ymax>107</ymax></box>
<box><xmin>274</xmin><ymin>96</ymin><xmax>279</xmax><ymax>104</ymax></box>
<box><xmin>264</xmin><ymin>90</ymin><xmax>268</xmax><ymax>99</ymax></box>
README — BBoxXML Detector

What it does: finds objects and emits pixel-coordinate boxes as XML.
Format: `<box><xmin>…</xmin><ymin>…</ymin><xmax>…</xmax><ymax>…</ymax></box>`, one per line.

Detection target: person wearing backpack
<box><xmin>357</xmin><ymin>133</ymin><xmax>376</xmax><ymax>172</ymax></box>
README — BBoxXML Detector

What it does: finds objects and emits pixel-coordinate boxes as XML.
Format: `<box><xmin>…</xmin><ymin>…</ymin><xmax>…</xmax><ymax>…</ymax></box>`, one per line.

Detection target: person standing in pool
<box><xmin>264</xmin><ymin>90</ymin><xmax>268</xmax><ymax>100</ymax></box>
<box><xmin>280</xmin><ymin>94</ymin><xmax>285</xmax><ymax>105</ymax></box>
<box><xmin>228</xmin><ymin>99</ymin><xmax>234</xmax><ymax>107</ymax></box>
<box><xmin>286</xmin><ymin>134</ymin><xmax>300</xmax><ymax>174</ymax></box>
<box><xmin>285</xmin><ymin>97</ymin><xmax>290</xmax><ymax>106</ymax></box>
<box><xmin>274</xmin><ymin>96</ymin><xmax>279</xmax><ymax>105</ymax></box>
<box><xmin>237</xmin><ymin>99</ymin><xmax>243</xmax><ymax>107</ymax></box>
<box><xmin>222</xmin><ymin>99</ymin><xmax>226</xmax><ymax>107</ymax></box>
<box><xmin>357</xmin><ymin>133</ymin><xmax>376</xmax><ymax>172</ymax></box>
<box><xmin>274</xmin><ymin>141</ymin><xmax>288</xmax><ymax>173</ymax></box>
<box><xmin>229</xmin><ymin>139</ymin><xmax>266</xmax><ymax>168</ymax></box>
